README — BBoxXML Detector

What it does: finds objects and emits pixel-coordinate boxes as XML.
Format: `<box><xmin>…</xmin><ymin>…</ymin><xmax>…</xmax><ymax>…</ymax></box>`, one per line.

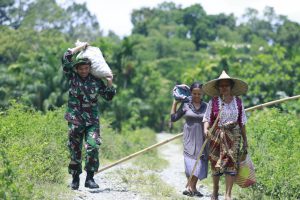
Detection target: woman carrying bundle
<box><xmin>170</xmin><ymin>82</ymin><xmax>208</xmax><ymax>197</ymax></box>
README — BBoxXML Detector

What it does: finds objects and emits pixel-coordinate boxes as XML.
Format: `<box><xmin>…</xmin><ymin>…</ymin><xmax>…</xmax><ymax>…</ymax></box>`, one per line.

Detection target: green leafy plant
<box><xmin>234</xmin><ymin>108</ymin><xmax>300</xmax><ymax>199</ymax></box>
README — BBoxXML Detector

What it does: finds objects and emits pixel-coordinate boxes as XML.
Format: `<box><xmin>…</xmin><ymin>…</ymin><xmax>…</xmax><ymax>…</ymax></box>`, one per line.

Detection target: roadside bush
<box><xmin>0</xmin><ymin>102</ymin><xmax>68</xmax><ymax>199</ymax></box>
<box><xmin>0</xmin><ymin>102</ymin><xmax>157</xmax><ymax>199</ymax></box>
<box><xmin>235</xmin><ymin>108</ymin><xmax>300</xmax><ymax>199</ymax></box>
<box><xmin>0</xmin><ymin>149</ymin><xmax>24</xmax><ymax>200</ymax></box>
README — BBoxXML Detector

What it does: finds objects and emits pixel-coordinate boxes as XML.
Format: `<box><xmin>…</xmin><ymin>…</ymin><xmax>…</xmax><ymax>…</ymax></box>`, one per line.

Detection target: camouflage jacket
<box><xmin>62</xmin><ymin>50</ymin><xmax>116</xmax><ymax>126</ymax></box>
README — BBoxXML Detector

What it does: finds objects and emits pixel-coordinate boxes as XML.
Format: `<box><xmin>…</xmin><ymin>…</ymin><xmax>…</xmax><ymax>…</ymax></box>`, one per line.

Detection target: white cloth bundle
<box><xmin>75</xmin><ymin>41</ymin><xmax>113</xmax><ymax>78</ymax></box>
<box><xmin>172</xmin><ymin>84</ymin><xmax>191</xmax><ymax>102</ymax></box>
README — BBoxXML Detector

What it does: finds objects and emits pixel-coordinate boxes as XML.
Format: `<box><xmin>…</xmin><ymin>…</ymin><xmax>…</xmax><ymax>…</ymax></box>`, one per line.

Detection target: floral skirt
<box><xmin>209</xmin><ymin>123</ymin><xmax>241</xmax><ymax>176</ymax></box>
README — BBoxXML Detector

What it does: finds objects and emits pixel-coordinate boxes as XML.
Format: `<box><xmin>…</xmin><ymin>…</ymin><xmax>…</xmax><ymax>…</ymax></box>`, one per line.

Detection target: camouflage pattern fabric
<box><xmin>62</xmin><ymin>50</ymin><xmax>116</xmax><ymax>126</ymax></box>
<box><xmin>67</xmin><ymin>123</ymin><xmax>101</xmax><ymax>174</ymax></box>
<box><xmin>62</xmin><ymin>50</ymin><xmax>116</xmax><ymax>175</ymax></box>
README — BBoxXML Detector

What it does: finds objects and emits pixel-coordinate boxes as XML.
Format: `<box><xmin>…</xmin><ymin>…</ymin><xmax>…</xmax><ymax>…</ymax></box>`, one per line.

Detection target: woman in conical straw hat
<box><xmin>202</xmin><ymin>71</ymin><xmax>249</xmax><ymax>200</ymax></box>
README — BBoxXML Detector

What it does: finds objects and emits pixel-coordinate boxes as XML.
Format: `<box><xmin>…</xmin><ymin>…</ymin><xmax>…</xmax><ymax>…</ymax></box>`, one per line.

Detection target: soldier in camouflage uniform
<box><xmin>62</xmin><ymin>47</ymin><xmax>116</xmax><ymax>190</ymax></box>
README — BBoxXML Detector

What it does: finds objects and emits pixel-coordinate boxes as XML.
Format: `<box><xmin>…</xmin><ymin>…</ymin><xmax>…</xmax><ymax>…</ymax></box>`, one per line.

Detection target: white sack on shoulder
<box><xmin>76</xmin><ymin>42</ymin><xmax>113</xmax><ymax>78</ymax></box>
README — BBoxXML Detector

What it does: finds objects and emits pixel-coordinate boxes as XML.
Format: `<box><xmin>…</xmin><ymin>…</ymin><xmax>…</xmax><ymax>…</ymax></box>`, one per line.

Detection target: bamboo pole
<box><xmin>96</xmin><ymin>133</ymin><xmax>183</xmax><ymax>173</ymax></box>
<box><xmin>245</xmin><ymin>95</ymin><xmax>300</xmax><ymax>112</ymax></box>
<box><xmin>96</xmin><ymin>95</ymin><xmax>300</xmax><ymax>174</ymax></box>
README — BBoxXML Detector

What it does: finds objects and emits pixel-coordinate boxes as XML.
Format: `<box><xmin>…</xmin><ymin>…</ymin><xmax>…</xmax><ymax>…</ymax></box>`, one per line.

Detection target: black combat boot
<box><xmin>84</xmin><ymin>171</ymin><xmax>99</xmax><ymax>189</ymax></box>
<box><xmin>71</xmin><ymin>173</ymin><xmax>80</xmax><ymax>190</ymax></box>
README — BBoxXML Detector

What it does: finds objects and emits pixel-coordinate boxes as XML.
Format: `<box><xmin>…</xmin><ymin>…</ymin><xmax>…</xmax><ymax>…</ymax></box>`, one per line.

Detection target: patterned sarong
<box><xmin>209</xmin><ymin>123</ymin><xmax>241</xmax><ymax>176</ymax></box>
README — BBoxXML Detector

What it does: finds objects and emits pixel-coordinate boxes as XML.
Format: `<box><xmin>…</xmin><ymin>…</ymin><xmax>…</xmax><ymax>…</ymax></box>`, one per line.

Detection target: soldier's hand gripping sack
<box><xmin>76</xmin><ymin>43</ymin><xmax>113</xmax><ymax>79</ymax></box>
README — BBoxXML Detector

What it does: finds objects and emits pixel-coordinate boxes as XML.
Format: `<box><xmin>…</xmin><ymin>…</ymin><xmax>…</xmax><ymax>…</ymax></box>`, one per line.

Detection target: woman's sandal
<box><xmin>182</xmin><ymin>190</ymin><xmax>194</xmax><ymax>197</ymax></box>
<box><xmin>194</xmin><ymin>191</ymin><xmax>204</xmax><ymax>197</ymax></box>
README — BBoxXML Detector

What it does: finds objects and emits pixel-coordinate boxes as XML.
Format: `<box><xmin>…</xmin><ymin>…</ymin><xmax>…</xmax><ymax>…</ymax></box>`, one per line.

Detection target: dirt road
<box><xmin>72</xmin><ymin>133</ymin><xmax>224</xmax><ymax>200</ymax></box>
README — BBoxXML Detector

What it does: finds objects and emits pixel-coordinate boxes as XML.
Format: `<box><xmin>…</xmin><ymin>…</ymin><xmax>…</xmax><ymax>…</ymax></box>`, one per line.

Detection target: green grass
<box><xmin>133</xmin><ymin>151</ymin><xmax>169</xmax><ymax>171</ymax></box>
<box><xmin>115</xmin><ymin>168</ymin><xmax>187</xmax><ymax>200</ymax></box>
<box><xmin>104</xmin><ymin>133</ymin><xmax>185</xmax><ymax>199</ymax></box>
<box><xmin>33</xmin><ymin>181</ymin><xmax>73</xmax><ymax>200</ymax></box>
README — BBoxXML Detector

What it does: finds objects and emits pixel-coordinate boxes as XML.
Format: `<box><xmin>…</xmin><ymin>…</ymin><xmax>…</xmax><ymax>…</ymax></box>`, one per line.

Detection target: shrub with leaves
<box><xmin>0</xmin><ymin>102</ymin><xmax>158</xmax><ymax>199</ymax></box>
<box><xmin>0</xmin><ymin>102</ymin><xmax>68</xmax><ymax>199</ymax></box>
<box><xmin>236</xmin><ymin>108</ymin><xmax>300</xmax><ymax>199</ymax></box>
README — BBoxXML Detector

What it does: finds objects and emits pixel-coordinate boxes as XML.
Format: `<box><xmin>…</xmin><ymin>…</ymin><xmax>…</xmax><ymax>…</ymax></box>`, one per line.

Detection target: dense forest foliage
<box><xmin>1</xmin><ymin>0</ymin><xmax>299</xmax><ymax>199</ymax></box>
<box><xmin>1</xmin><ymin>0</ymin><xmax>299</xmax><ymax>131</ymax></box>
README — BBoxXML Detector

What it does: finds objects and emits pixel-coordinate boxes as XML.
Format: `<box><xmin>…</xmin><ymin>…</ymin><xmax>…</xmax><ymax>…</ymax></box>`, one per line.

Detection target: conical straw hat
<box><xmin>203</xmin><ymin>71</ymin><xmax>248</xmax><ymax>96</ymax></box>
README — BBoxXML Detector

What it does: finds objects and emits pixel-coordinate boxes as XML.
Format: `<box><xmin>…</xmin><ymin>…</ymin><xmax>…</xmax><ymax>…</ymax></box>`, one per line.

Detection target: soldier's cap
<box><xmin>73</xmin><ymin>58</ymin><xmax>91</xmax><ymax>68</ymax></box>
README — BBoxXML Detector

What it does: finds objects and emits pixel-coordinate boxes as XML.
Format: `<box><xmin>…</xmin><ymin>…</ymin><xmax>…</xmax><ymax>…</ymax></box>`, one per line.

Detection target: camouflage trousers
<box><xmin>67</xmin><ymin>122</ymin><xmax>101</xmax><ymax>175</ymax></box>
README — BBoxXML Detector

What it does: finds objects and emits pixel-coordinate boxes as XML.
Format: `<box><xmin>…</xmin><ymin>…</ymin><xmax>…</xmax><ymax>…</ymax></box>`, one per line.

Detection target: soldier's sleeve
<box><xmin>61</xmin><ymin>50</ymin><xmax>75</xmax><ymax>79</ymax></box>
<box><xmin>98</xmin><ymin>80</ymin><xmax>116</xmax><ymax>101</ymax></box>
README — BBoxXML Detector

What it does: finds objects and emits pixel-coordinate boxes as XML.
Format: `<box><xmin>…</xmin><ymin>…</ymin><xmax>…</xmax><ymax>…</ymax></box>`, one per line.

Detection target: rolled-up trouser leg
<box><xmin>68</xmin><ymin>123</ymin><xmax>84</xmax><ymax>175</ymax></box>
<box><xmin>84</xmin><ymin>124</ymin><xmax>100</xmax><ymax>172</ymax></box>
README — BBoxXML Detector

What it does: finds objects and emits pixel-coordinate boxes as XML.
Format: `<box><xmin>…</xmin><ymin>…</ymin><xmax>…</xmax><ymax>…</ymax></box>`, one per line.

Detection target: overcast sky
<box><xmin>70</xmin><ymin>0</ymin><xmax>300</xmax><ymax>37</ymax></box>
